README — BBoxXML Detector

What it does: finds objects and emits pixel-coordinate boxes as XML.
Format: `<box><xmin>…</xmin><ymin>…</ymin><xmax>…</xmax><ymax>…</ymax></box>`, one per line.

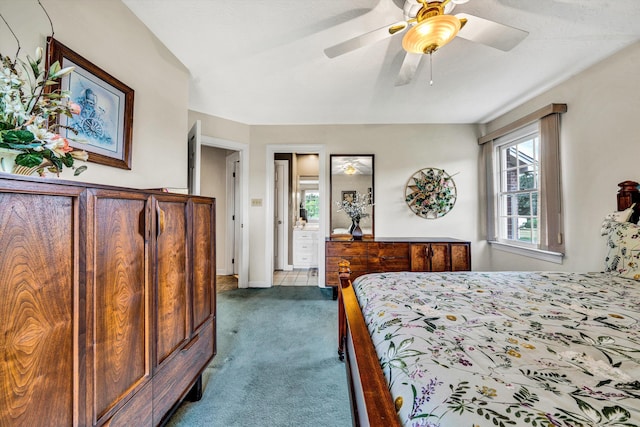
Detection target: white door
<box><xmin>274</xmin><ymin>160</ymin><xmax>288</xmax><ymax>270</ymax></box>
<box><xmin>187</xmin><ymin>121</ymin><xmax>201</xmax><ymax>195</ymax></box>
<box><xmin>232</xmin><ymin>155</ymin><xmax>241</xmax><ymax>276</ymax></box>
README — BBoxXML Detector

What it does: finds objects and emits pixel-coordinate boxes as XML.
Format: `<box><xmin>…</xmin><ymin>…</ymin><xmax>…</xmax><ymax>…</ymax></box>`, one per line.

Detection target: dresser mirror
<box><xmin>330</xmin><ymin>154</ymin><xmax>374</xmax><ymax>237</ymax></box>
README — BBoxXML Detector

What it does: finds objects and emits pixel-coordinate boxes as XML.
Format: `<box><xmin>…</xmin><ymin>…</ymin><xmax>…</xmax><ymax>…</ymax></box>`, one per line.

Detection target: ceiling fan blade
<box><xmin>455</xmin><ymin>13</ymin><xmax>529</xmax><ymax>51</ymax></box>
<box><xmin>395</xmin><ymin>52</ymin><xmax>422</xmax><ymax>86</ymax></box>
<box><xmin>324</xmin><ymin>21</ymin><xmax>408</xmax><ymax>58</ymax></box>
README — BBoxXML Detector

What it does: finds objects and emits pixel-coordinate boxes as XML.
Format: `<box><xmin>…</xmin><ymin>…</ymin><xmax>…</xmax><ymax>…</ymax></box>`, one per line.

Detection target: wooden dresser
<box><xmin>326</xmin><ymin>237</ymin><xmax>471</xmax><ymax>298</ymax></box>
<box><xmin>0</xmin><ymin>174</ymin><xmax>216</xmax><ymax>426</ymax></box>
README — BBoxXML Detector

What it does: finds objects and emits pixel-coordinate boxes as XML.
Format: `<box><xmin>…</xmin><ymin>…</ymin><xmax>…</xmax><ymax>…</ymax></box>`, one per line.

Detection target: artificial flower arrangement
<box><xmin>336</xmin><ymin>191</ymin><xmax>372</xmax><ymax>223</ymax></box>
<box><xmin>1</xmin><ymin>46</ymin><xmax>88</xmax><ymax>176</ymax></box>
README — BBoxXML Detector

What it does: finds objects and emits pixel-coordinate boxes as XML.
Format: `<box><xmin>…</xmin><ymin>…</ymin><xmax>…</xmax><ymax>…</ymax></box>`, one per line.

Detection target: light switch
<box><xmin>251</xmin><ymin>198</ymin><xmax>263</xmax><ymax>207</ymax></box>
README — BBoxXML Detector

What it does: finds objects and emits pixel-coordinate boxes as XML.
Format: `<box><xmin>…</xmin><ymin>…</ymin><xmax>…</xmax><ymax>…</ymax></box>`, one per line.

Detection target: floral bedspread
<box><xmin>353</xmin><ymin>271</ymin><xmax>640</xmax><ymax>427</ymax></box>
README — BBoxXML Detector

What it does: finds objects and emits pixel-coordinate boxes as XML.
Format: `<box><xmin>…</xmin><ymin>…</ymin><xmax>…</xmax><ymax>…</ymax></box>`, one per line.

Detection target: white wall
<box><xmin>484</xmin><ymin>41</ymin><xmax>640</xmax><ymax>272</ymax></box>
<box><xmin>0</xmin><ymin>0</ymin><xmax>190</xmax><ymax>188</ymax></box>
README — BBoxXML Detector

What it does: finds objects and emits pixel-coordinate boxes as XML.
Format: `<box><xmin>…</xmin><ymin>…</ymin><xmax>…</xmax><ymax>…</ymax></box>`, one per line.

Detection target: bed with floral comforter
<box><xmin>353</xmin><ymin>271</ymin><xmax>640</xmax><ymax>427</ymax></box>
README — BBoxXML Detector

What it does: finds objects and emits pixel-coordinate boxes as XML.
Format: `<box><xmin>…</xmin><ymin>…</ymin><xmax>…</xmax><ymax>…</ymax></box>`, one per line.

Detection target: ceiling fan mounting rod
<box><xmin>415</xmin><ymin>0</ymin><xmax>451</xmax><ymax>22</ymax></box>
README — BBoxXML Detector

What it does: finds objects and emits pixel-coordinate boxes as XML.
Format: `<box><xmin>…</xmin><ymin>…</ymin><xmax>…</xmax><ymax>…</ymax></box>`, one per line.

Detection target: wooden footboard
<box><xmin>337</xmin><ymin>260</ymin><xmax>401</xmax><ymax>427</ymax></box>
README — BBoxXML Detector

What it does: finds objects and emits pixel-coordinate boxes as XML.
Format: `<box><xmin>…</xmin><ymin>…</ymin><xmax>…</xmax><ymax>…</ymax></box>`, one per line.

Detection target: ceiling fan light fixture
<box><xmin>402</xmin><ymin>14</ymin><xmax>462</xmax><ymax>54</ymax></box>
<box><xmin>344</xmin><ymin>164</ymin><xmax>357</xmax><ymax>175</ymax></box>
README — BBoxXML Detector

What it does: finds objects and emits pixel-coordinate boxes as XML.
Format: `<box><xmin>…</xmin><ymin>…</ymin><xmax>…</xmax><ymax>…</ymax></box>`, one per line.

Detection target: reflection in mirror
<box><xmin>298</xmin><ymin>175</ymin><xmax>319</xmax><ymax>224</ymax></box>
<box><xmin>330</xmin><ymin>155</ymin><xmax>374</xmax><ymax>237</ymax></box>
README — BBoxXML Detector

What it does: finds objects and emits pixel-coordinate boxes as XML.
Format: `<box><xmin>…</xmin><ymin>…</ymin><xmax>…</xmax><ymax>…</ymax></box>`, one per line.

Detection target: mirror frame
<box><xmin>329</xmin><ymin>154</ymin><xmax>375</xmax><ymax>238</ymax></box>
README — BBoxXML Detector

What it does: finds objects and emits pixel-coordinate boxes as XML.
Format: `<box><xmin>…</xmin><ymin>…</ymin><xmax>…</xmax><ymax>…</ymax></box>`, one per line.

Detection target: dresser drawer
<box><xmin>369</xmin><ymin>256</ymin><xmax>410</xmax><ymax>272</ymax></box>
<box><xmin>326</xmin><ymin>241</ymin><xmax>368</xmax><ymax>257</ymax></box>
<box><xmin>326</xmin><ymin>268</ymin><xmax>369</xmax><ymax>286</ymax></box>
<box><xmin>295</xmin><ymin>230</ymin><xmax>317</xmax><ymax>241</ymax></box>
<box><xmin>326</xmin><ymin>255</ymin><xmax>367</xmax><ymax>272</ymax></box>
<box><xmin>294</xmin><ymin>241</ymin><xmax>315</xmax><ymax>253</ymax></box>
<box><xmin>368</xmin><ymin>242</ymin><xmax>409</xmax><ymax>258</ymax></box>
<box><xmin>368</xmin><ymin>243</ymin><xmax>410</xmax><ymax>272</ymax></box>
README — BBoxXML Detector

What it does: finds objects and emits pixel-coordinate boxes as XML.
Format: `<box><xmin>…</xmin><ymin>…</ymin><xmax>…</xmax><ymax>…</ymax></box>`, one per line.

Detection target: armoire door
<box><xmin>191</xmin><ymin>198</ymin><xmax>216</xmax><ymax>332</ymax></box>
<box><xmin>154</xmin><ymin>196</ymin><xmax>189</xmax><ymax>367</ymax></box>
<box><xmin>85</xmin><ymin>189</ymin><xmax>151</xmax><ymax>425</ymax></box>
<box><xmin>0</xmin><ymin>184</ymin><xmax>83</xmax><ymax>426</ymax></box>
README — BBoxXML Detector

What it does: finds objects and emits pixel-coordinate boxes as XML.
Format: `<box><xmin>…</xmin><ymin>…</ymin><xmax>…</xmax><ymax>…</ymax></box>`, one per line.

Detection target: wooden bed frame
<box><xmin>336</xmin><ymin>181</ymin><xmax>640</xmax><ymax>427</ymax></box>
<box><xmin>337</xmin><ymin>259</ymin><xmax>402</xmax><ymax>427</ymax></box>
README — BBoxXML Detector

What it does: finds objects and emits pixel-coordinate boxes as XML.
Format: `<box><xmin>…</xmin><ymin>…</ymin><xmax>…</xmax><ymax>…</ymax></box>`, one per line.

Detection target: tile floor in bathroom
<box><xmin>273</xmin><ymin>268</ymin><xmax>318</xmax><ymax>286</ymax></box>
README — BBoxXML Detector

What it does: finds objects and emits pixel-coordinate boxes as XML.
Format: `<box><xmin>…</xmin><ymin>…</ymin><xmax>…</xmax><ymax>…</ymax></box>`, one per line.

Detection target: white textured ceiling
<box><xmin>122</xmin><ymin>0</ymin><xmax>640</xmax><ymax>125</ymax></box>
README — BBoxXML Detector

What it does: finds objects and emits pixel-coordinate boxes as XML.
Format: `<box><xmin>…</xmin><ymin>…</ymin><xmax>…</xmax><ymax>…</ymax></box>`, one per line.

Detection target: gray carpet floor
<box><xmin>166</xmin><ymin>286</ymin><xmax>353</xmax><ymax>427</ymax></box>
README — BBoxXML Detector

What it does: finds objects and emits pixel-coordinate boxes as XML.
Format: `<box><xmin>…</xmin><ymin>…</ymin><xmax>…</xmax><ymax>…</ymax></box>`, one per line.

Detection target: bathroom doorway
<box><xmin>266</xmin><ymin>145</ymin><xmax>326</xmax><ymax>288</ymax></box>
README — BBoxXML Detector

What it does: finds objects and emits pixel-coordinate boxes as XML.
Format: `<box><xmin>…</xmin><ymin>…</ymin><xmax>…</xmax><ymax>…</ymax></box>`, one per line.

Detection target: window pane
<box><xmin>499</xmin><ymin>216</ymin><xmax>518</xmax><ymax>241</ymax></box>
<box><xmin>506</xmin><ymin>146</ymin><xmax>518</xmax><ymax>168</ymax></box>
<box><xmin>498</xmin><ymin>217</ymin><xmax>507</xmax><ymax>239</ymax></box>
<box><xmin>517</xmin><ymin>194</ymin><xmax>531</xmax><ymax>215</ymax></box>
<box><xmin>518</xmin><ymin>139</ymin><xmax>535</xmax><ymax>166</ymax></box>
<box><xmin>504</xmin><ymin>169</ymin><xmax>518</xmax><ymax>191</ymax></box>
<box><xmin>503</xmin><ymin>194</ymin><xmax>518</xmax><ymax>215</ymax></box>
<box><xmin>532</xmin><ymin>192</ymin><xmax>538</xmax><ymax>215</ymax></box>
<box><xmin>518</xmin><ymin>168</ymin><xmax>535</xmax><ymax>191</ymax></box>
<box><xmin>531</xmin><ymin>219</ymin><xmax>539</xmax><ymax>244</ymax></box>
<box><xmin>517</xmin><ymin>217</ymin><xmax>533</xmax><ymax>242</ymax></box>
<box><xmin>305</xmin><ymin>191</ymin><xmax>319</xmax><ymax>220</ymax></box>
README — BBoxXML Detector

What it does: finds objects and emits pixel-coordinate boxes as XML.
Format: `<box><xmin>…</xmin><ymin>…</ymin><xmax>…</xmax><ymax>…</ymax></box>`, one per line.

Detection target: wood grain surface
<box><xmin>155</xmin><ymin>200</ymin><xmax>188</xmax><ymax>365</ymax></box>
<box><xmin>93</xmin><ymin>195</ymin><xmax>148</xmax><ymax>420</ymax></box>
<box><xmin>0</xmin><ymin>193</ymin><xmax>76</xmax><ymax>426</ymax></box>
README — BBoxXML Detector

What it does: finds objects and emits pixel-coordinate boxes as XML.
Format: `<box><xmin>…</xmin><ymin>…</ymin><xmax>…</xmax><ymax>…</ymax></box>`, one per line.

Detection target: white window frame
<box><xmin>495</xmin><ymin>123</ymin><xmax>540</xmax><ymax>249</ymax></box>
<box><xmin>480</xmin><ymin>104</ymin><xmax>566</xmax><ymax>263</ymax></box>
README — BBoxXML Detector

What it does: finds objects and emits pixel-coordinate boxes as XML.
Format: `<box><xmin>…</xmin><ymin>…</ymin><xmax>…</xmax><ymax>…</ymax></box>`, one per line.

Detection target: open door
<box><xmin>227</xmin><ymin>151</ymin><xmax>242</xmax><ymax>276</ymax></box>
<box><xmin>187</xmin><ymin>121</ymin><xmax>201</xmax><ymax>195</ymax></box>
<box><xmin>274</xmin><ymin>160</ymin><xmax>289</xmax><ymax>271</ymax></box>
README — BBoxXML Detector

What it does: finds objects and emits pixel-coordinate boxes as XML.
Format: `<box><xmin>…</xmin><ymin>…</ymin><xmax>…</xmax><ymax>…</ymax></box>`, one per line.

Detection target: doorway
<box><xmin>197</xmin><ymin>134</ymin><xmax>250</xmax><ymax>288</ymax></box>
<box><xmin>266</xmin><ymin>145</ymin><xmax>326</xmax><ymax>288</ymax></box>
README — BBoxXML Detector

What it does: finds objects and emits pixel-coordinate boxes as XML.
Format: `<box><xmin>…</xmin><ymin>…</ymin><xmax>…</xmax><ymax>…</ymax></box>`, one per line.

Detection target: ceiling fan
<box><xmin>324</xmin><ymin>0</ymin><xmax>529</xmax><ymax>86</ymax></box>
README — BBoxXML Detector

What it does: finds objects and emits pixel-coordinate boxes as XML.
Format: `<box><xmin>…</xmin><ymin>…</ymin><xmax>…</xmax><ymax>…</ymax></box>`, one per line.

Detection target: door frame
<box><xmin>201</xmin><ymin>135</ymin><xmax>250</xmax><ymax>288</ymax></box>
<box><xmin>265</xmin><ymin>144</ymin><xmax>326</xmax><ymax>287</ymax></box>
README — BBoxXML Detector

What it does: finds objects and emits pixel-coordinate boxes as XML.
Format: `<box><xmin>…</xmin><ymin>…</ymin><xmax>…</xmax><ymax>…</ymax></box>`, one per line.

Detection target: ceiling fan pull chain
<box><xmin>429</xmin><ymin>52</ymin><xmax>434</xmax><ymax>86</ymax></box>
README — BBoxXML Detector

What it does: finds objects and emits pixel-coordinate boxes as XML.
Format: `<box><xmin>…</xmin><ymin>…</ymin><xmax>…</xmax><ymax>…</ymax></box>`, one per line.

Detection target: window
<box><xmin>304</xmin><ymin>190</ymin><xmax>319</xmax><ymax>222</ymax></box>
<box><xmin>480</xmin><ymin>104</ymin><xmax>566</xmax><ymax>262</ymax></box>
<box><xmin>497</xmin><ymin>124</ymin><xmax>540</xmax><ymax>247</ymax></box>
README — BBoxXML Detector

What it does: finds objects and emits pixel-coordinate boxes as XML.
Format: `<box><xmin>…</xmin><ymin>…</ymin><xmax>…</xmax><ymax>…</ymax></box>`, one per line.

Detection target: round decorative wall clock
<box><xmin>405</xmin><ymin>167</ymin><xmax>457</xmax><ymax>219</ymax></box>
